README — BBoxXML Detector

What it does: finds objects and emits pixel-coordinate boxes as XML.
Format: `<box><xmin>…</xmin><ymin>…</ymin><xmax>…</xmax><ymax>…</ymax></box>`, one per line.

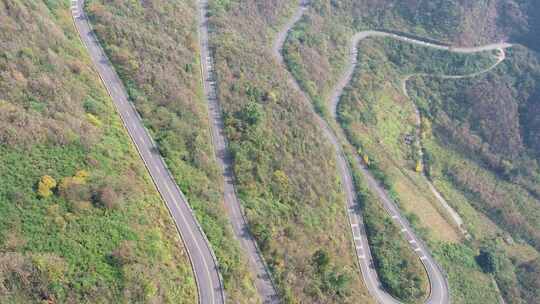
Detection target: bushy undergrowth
<box><xmin>281</xmin><ymin>1</ymin><xmax>540</xmax><ymax>302</ymax></box>
<box><xmin>0</xmin><ymin>0</ymin><xmax>196</xmax><ymax>302</ymax></box>
<box><xmin>206</xmin><ymin>0</ymin><xmax>373</xmax><ymax>303</ymax></box>
<box><xmin>351</xmin><ymin>167</ymin><xmax>428</xmax><ymax>303</ymax></box>
<box><xmin>85</xmin><ymin>0</ymin><xmax>260</xmax><ymax>301</ymax></box>
<box><xmin>408</xmin><ymin>47</ymin><xmax>540</xmax><ymax>303</ymax></box>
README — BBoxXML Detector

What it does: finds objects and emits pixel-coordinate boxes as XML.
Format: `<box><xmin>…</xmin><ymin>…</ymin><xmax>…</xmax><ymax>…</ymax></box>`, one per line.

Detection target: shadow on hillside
<box><xmin>516</xmin><ymin>1</ymin><xmax>540</xmax><ymax>52</ymax></box>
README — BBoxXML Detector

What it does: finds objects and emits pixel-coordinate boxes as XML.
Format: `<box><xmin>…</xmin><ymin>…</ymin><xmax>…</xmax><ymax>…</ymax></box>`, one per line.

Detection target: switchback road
<box><xmin>401</xmin><ymin>47</ymin><xmax>510</xmax><ymax>237</ymax></box>
<box><xmin>327</xmin><ymin>14</ymin><xmax>511</xmax><ymax>304</ymax></box>
<box><xmin>271</xmin><ymin>1</ymin><xmax>512</xmax><ymax>303</ymax></box>
<box><xmin>71</xmin><ymin>1</ymin><xmax>224</xmax><ymax>303</ymax></box>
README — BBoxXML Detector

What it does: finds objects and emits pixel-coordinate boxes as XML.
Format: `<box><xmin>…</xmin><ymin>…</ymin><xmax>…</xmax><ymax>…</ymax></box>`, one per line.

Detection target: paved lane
<box><xmin>270</xmin><ymin>1</ymin><xmax>512</xmax><ymax>303</ymax></box>
<box><xmin>71</xmin><ymin>1</ymin><xmax>225</xmax><ymax>303</ymax></box>
<box><xmin>196</xmin><ymin>0</ymin><xmax>280</xmax><ymax>303</ymax></box>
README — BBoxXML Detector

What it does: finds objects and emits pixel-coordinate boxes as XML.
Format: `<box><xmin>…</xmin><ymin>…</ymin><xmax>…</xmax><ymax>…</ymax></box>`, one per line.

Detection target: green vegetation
<box><xmin>85</xmin><ymin>0</ymin><xmax>258</xmax><ymax>301</ymax></box>
<box><xmin>206</xmin><ymin>0</ymin><xmax>373</xmax><ymax>302</ymax></box>
<box><xmin>339</xmin><ymin>39</ymin><xmax>528</xmax><ymax>303</ymax></box>
<box><xmin>281</xmin><ymin>0</ymin><xmax>540</xmax><ymax>303</ymax></box>
<box><xmin>477</xmin><ymin>248</ymin><xmax>498</xmax><ymax>274</ymax></box>
<box><xmin>432</xmin><ymin>243</ymin><xmax>500</xmax><ymax>302</ymax></box>
<box><xmin>0</xmin><ymin>0</ymin><xmax>196</xmax><ymax>302</ymax></box>
<box><xmin>351</xmin><ymin>167</ymin><xmax>428</xmax><ymax>303</ymax></box>
<box><xmin>407</xmin><ymin>45</ymin><xmax>540</xmax><ymax>303</ymax></box>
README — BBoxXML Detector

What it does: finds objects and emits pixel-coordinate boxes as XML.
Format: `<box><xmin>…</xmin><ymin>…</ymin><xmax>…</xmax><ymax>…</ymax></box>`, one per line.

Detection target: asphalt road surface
<box><xmin>196</xmin><ymin>0</ymin><xmax>280</xmax><ymax>303</ymax></box>
<box><xmin>271</xmin><ymin>1</ymin><xmax>512</xmax><ymax>303</ymax></box>
<box><xmin>329</xmin><ymin>31</ymin><xmax>510</xmax><ymax>303</ymax></box>
<box><xmin>71</xmin><ymin>1</ymin><xmax>224</xmax><ymax>303</ymax></box>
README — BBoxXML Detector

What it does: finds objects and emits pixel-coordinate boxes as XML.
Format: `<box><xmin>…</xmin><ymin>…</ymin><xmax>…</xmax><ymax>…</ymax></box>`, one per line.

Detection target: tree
<box><xmin>95</xmin><ymin>185</ymin><xmax>120</xmax><ymax>210</ymax></box>
<box><xmin>251</xmin><ymin>223</ymin><xmax>271</xmax><ymax>252</ymax></box>
<box><xmin>415</xmin><ymin>160</ymin><xmax>423</xmax><ymax>173</ymax></box>
<box><xmin>241</xmin><ymin>101</ymin><xmax>264</xmax><ymax>125</ymax></box>
<box><xmin>363</xmin><ymin>154</ymin><xmax>370</xmax><ymax>165</ymax></box>
<box><xmin>312</xmin><ymin>249</ymin><xmax>330</xmax><ymax>272</ymax></box>
<box><xmin>324</xmin><ymin>271</ymin><xmax>350</xmax><ymax>297</ymax></box>
<box><xmin>37</xmin><ymin>175</ymin><xmax>56</xmax><ymax>198</ymax></box>
<box><xmin>477</xmin><ymin>248</ymin><xmax>498</xmax><ymax>273</ymax></box>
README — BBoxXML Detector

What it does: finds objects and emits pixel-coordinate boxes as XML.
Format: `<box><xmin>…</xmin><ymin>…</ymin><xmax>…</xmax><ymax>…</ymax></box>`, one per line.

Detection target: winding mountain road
<box><xmin>273</xmin><ymin>3</ymin><xmax>447</xmax><ymax>304</ymax></box>
<box><xmin>71</xmin><ymin>1</ymin><xmax>224</xmax><ymax>303</ymax></box>
<box><xmin>197</xmin><ymin>0</ymin><xmax>279</xmax><ymax>303</ymax></box>
<box><xmin>273</xmin><ymin>2</ymin><xmax>514</xmax><ymax>304</ymax></box>
<box><xmin>401</xmin><ymin>47</ymin><xmax>510</xmax><ymax>237</ymax></box>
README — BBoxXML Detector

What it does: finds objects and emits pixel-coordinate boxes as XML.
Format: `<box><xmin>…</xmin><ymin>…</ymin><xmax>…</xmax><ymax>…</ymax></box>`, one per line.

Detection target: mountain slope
<box><xmin>0</xmin><ymin>1</ymin><xmax>196</xmax><ymax>302</ymax></box>
<box><xmin>282</xmin><ymin>0</ymin><xmax>540</xmax><ymax>303</ymax></box>
<box><xmin>206</xmin><ymin>0</ymin><xmax>375</xmax><ymax>302</ymax></box>
<box><xmin>84</xmin><ymin>0</ymin><xmax>260</xmax><ymax>301</ymax></box>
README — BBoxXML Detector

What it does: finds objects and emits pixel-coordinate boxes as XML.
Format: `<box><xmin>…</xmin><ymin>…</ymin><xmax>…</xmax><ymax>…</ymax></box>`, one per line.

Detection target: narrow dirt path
<box><xmin>272</xmin><ymin>2</ymin><xmax>513</xmax><ymax>303</ymax></box>
<box><xmin>402</xmin><ymin>48</ymin><xmax>507</xmax><ymax>238</ymax></box>
<box><xmin>325</xmin><ymin>22</ymin><xmax>512</xmax><ymax>304</ymax></box>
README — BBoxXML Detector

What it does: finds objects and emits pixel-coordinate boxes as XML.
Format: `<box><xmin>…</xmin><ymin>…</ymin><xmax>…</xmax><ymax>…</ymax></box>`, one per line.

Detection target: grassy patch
<box><xmin>0</xmin><ymin>0</ymin><xmax>196</xmax><ymax>302</ymax></box>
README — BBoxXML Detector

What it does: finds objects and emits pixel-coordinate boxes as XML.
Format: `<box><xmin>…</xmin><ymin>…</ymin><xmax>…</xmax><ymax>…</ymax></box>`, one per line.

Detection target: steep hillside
<box><xmin>282</xmin><ymin>0</ymin><xmax>540</xmax><ymax>303</ymax></box>
<box><xmin>0</xmin><ymin>0</ymin><xmax>196</xmax><ymax>303</ymax></box>
<box><xmin>207</xmin><ymin>0</ymin><xmax>374</xmax><ymax>302</ymax></box>
<box><xmin>407</xmin><ymin>45</ymin><xmax>540</xmax><ymax>304</ymax></box>
<box><xmin>336</xmin><ymin>38</ymin><xmax>502</xmax><ymax>303</ymax></box>
<box><xmin>85</xmin><ymin>0</ymin><xmax>259</xmax><ymax>301</ymax></box>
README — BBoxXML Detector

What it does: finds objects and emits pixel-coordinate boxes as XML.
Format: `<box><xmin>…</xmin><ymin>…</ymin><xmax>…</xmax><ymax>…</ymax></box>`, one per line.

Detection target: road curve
<box><xmin>329</xmin><ymin>31</ymin><xmax>512</xmax><ymax>119</ymax></box>
<box><xmin>402</xmin><ymin>48</ymin><xmax>509</xmax><ymax>238</ymax></box>
<box><xmin>274</xmin><ymin>2</ymin><xmax>461</xmax><ymax>304</ymax></box>
<box><xmin>196</xmin><ymin>0</ymin><xmax>280</xmax><ymax>303</ymax></box>
<box><xmin>327</xmin><ymin>19</ymin><xmax>512</xmax><ymax>304</ymax></box>
<box><xmin>70</xmin><ymin>1</ymin><xmax>224</xmax><ymax>303</ymax></box>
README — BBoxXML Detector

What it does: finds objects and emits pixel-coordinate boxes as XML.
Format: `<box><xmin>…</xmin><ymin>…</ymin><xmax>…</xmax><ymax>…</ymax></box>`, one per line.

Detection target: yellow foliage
<box><xmin>59</xmin><ymin>170</ymin><xmax>89</xmax><ymax>193</ymax></box>
<box><xmin>42</xmin><ymin>175</ymin><xmax>57</xmax><ymax>188</ymax></box>
<box><xmin>267</xmin><ymin>91</ymin><xmax>278</xmax><ymax>102</ymax></box>
<box><xmin>37</xmin><ymin>183</ymin><xmax>53</xmax><ymax>198</ymax></box>
<box><xmin>74</xmin><ymin>170</ymin><xmax>90</xmax><ymax>183</ymax></box>
<box><xmin>86</xmin><ymin>113</ymin><xmax>102</xmax><ymax>126</ymax></box>
<box><xmin>363</xmin><ymin>154</ymin><xmax>370</xmax><ymax>165</ymax></box>
<box><xmin>38</xmin><ymin>175</ymin><xmax>56</xmax><ymax>198</ymax></box>
<box><xmin>415</xmin><ymin>160</ymin><xmax>423</xmax><ymax>173</ymax></box>
<box><xmin>273</xmin><ymin>170</ymin><xmax>289</xmax><ymax>187</ymax></box>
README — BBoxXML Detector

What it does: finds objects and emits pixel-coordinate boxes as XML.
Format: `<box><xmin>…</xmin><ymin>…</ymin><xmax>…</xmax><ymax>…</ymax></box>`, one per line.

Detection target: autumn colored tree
<box><xmin>37</xmin><ymin>175</ymin><xmax>56</xmax><ymax>198</ymax></box>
